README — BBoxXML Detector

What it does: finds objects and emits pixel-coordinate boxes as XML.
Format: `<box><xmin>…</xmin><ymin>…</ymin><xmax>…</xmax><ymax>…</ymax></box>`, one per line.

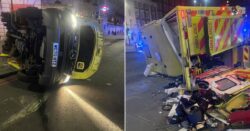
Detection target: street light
<box><xmin>204</xmin><ymin>0</ymin><xmax>208</xmax><ymax>5</ymax></box>
<box><xmin>193</xmin><ymin>0</ymin><xmax>197</xmax><ymax>5</ymax></box>
<box><xmin>100</xmin><ymin>5</ymin><xmax>109</xmax><ymax>13</ymax></box>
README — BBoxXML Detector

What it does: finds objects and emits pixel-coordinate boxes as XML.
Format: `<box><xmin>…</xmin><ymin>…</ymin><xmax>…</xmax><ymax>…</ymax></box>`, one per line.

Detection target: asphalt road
<box><xmin>126</xmin><ymin>52</ymin><xmax>178</xmax><ymax>131</ymax></box>
<box><xmin>0</xmin><ymin>40</ymin><xmax>124</xmax><ymax>131</ymax></box>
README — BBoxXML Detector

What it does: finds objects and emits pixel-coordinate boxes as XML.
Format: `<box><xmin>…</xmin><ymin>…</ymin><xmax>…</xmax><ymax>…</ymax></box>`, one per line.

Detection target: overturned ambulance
<box><xmin>142</xmin><ymin>6</ymin><xmax>250</xmax><ymax>129</ymax></box>
<box><xmin>0</xmin><ymin>7</ymin><xmax>103</xmax><ymax>88</ymax></box>
<box><xmin>142</xmin><ymin>6</ymin><xmax>248</xmax><ymax>89</ymax></box>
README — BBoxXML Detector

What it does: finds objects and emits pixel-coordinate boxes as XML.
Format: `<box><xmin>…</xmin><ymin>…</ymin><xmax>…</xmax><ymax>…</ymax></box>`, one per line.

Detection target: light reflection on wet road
<box><xmin>0</xmin><ymin>40</ymin><xmax>124</xmax><ymax>131</ymax></box>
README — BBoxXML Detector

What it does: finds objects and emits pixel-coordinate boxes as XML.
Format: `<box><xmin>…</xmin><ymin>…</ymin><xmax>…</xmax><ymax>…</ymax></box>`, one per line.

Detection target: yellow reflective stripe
<box><xmin>0</xmin><ymin>53</ymin><xmax>9</xmax><ymax>57</ymax></box>
<box><xmin>232</xmin><ymin>47</ymin><xmax>238</xmax><ymax>65</ymax></box>
<box><xmin>214</xmin><ymin>19</ymin><xmax>225</xmax><ymax>51</ymax></box>
<box><xmin>208</xmin><ymin>19</ymin><xmax>214</xmax><ymax>53</ymax></box>
<box><xmin>235</xmin><ymin>19</ymin><xmax>244</xmax><ymax>38</ymax></box>
<box><xmin>218</xmin><ymin>19</ymin><xmax>231</xmax><ymax>51</ymax></box>
<box><xmin>71</xmin><ymin>31</ymin><xmax>103</xmax><ymax>79</ymax></box>
<box><xmin>185</xmin><ymin>67</ymin><xmax>191</xmax><ymax>90</ymax></box>
<box><xmin>7</xmin><ymin>61</ymin><xmax>21</xmax><ymax>70</ymax></box>
<box><xmin>197</xmin><ymin>18</ymin><xmax>205</xmax><ymax>52</ymax></box>
<box><xmin>177</xmin><ymin>10</ymin><xmax>188</xmax><ymax>57</ymax></box>
<box><xmin>236</xmin><ymin>18</ymin><xmax>243</xmax><ymax>29</ymax></box>
<box><xmin>243</xmin><ymin>46</ymin><xmax>249</xmax><ymax>62</ymax></box>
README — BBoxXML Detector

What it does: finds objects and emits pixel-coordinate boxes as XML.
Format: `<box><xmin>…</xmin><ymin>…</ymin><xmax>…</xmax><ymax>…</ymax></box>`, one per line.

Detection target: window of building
<box><xmin>140</xmin><ymin>10</ymin><xmax>145</xmax><ymax>19</ymax></box>
<box><xmin>140</xmin><ymin>20</ymin><xmax>145</xmax><ymax>26</ymax></box>
<box><xmin>144</xmin><ymin>4</ymin><xmax>149</xmax><ymax>11</ymax></box>
<box><xmin>136</xmin><ymin>20</ymin><xmax>141</xmax><ymax>26</ymax></box>
<box><xmin>134</xmin><ymin>1</ymin><xmax>138</xmax><ymax>8</ymax></box>
<box><xmin>138</xmin><ymin>2</ymin><xmax>143</xmax><ymax>9</ymax></box>
<box><xmin>151</xmin><ymin>5</ymin><xmax>155</xmax><ymax>12</ymax></box>
<box><xmin>157</xmin><ymin>3</ymin><xmax>162</xmax><ymax>11</ymax></box>
<box><xmin>145</xmin><ymin>10</ymin><xmax>150</xmax><ymax>19</ymax></box>
<box><xmin>135</xmin><ymin>9</ymin><xmax>140</xmax><ymax>19</ymax></box>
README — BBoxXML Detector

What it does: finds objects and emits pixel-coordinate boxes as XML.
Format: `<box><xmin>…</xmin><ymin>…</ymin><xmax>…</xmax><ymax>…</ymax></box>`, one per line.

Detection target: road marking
<box><xmin>106</xmin><ymin>83</ymin><xmax>112</xmax><ymax>86</ymax></box>
<box><xmin>0</xmin><ymin>93</ymin><xmax>49</xmax><ymax>130</ymax></box>
<box><xmin>65</xmin><ymin>88</ymin><xmax>122</xmax><ymax>131</ymax></box>
<box><xmin>136</xmin><ymin>115</ymin><xmax>151</xmax><ymax>123</ymax></box>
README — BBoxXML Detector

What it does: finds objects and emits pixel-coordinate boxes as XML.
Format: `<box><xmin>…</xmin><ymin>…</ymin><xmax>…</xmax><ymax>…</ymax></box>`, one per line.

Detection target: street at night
<box><xmin>126</xmin><ymin>0</ymin><xmax>250</xmax><ymax>130</ymax></box>
<box><xmin>3</xmin><ymin>0</ymin><xmax>250</xmax><ymax>130</ymax></box>
<box><xmin>126</xmin><ymin>52</ymin><xmax>178</xmax><ymax>131</ymax></box>
<box><xmin>0</xmin><ymin>40</ymin><xmax>124</xmax><ymax>131</ymax></box>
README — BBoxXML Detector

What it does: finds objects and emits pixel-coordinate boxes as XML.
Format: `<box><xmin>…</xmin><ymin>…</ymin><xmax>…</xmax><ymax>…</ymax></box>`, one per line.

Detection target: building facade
<box><xmin>0</xmin><ymin>0</ymin><xmax>124</xmax><ymax>40</ymax></box>
<box><xmin>125</xmin><ymin>0</ymin><xmax>159</xmax><ymax>51</ymax></box>
<box><xmin>125</xmin><ymin>0</ymin><xmax>191</xmax><ymax>51</ymax></box>
<box><xmin>102</xmin><ymin>0</ymin><xmax>124</xmax><ymax>36</ymax></box>
<box><xmin>0</xmin><ymin>0</ymin><xmax>41</xmax><ymax>40</ymax></box>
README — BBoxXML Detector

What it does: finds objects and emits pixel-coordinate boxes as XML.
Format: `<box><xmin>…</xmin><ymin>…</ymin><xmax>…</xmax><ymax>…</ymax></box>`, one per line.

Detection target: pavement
<box><xmin>104</xmin><ymin>35</ymin><xmax>124</xmax><ymax>45</ymax></box>
<box><xmin>0</xmin><ymin>40</ymin><xmax>124</xmax><ymax>131</ymax></box>
<box><xmin>104</xmin><ymin>35</ymin><xmax>124</xmax><ymax>40</ymax></box>
<box><xmin>126</xmin><ymin>52</ymin><xmax>179</xmax><ymax>131</ymax></box>
<box><xmin>126</xmin><ymin>45</ymin><xmax>137</xmax><ymax>52</ymax></box>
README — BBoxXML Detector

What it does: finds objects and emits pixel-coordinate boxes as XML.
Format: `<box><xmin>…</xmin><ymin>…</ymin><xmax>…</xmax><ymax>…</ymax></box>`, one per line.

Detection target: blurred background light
<box><xmin>100</xmin><ymin>5</ymin><xmax>109</xmax><ymax>13</ymax></box>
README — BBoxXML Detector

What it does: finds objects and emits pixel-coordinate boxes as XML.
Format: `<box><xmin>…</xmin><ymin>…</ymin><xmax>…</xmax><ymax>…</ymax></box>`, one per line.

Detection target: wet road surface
<box><xmin>126</xmin><ymin>52</ymin><xmax>178</xmax><ymax>131</ymax></box>
<box><xmin>0</xmin><ymin>40</ymin><xmax>124</xmax><ymax>131</ymax></box>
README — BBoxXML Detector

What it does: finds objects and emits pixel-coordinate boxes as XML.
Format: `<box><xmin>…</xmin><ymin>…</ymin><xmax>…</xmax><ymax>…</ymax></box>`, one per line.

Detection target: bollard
<box><xmin>243</xmin><ymin>46</ymin><xmax>250</xmax><ymax>68</ymax></box>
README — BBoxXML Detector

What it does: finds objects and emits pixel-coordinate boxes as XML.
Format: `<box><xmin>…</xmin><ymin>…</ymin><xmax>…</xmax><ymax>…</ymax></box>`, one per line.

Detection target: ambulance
<box><xmin>142</xmin><ymin>6</ymin><xmax>249</xmax><ymax>92</ymax></box>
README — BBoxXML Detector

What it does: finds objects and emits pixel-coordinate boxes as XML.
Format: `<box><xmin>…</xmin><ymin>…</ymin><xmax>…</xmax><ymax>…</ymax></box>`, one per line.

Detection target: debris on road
<box><xmin>161</xmin><ymin>68</ymin><xmax>250</xmax><ymax>130</ymax></box>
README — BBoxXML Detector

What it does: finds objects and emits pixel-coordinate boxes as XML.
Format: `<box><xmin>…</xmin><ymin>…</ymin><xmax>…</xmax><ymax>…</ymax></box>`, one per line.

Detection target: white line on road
<box><xmin>0</xmin><ymin>93</ymin><xmax>49</xmax><ymax>130</ymax></box>
<box><xmin>65</xmin><ymin>88</ymin><xmax>122</xmax><ymax>131</ymax></box>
